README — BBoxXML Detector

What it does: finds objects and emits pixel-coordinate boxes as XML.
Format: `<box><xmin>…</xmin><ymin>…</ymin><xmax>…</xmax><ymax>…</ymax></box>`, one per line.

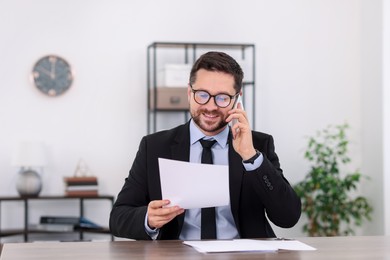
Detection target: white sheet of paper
<box><xmin>183</xmin><ymin>239</ymin><xmax>316</xmax><ymax>253</ymax></box>
<box><xmin>183</xmin><ymin>240</ymin><xmax>277</xmax><ymax>253</ymax></box>
<box><xmin>158</xmin><ymin>158</ymin><xmax>229</xmax><ymax>209</ymax></box>
<box><xmin>256</xmin><ymin>240</ymin><xmax>317</xmax><ymax>251</ymax></box>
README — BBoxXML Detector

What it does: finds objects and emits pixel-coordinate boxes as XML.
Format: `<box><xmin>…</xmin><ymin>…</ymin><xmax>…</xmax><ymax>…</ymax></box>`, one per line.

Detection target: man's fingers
<box><xmin>147</xmin><ymin>202</ymin><xmax>185</xmax><ymax>229</ymax></box>
<box><xmin>150</xmin><ymin>205</ymin><xmax>184</xmax><ymax>218</ymax></box>
<box><xmin>149</xmin><ymin>199</ymin><xmax>170</xmax><ymax>209</ymax></box>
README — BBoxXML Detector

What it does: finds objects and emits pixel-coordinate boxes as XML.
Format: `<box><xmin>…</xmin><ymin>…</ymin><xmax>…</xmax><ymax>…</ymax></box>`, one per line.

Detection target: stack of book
<box><xmin>35</xmin><ymin>216</ymin><xmax>79</xmax><ymax>232</ymax></box>
<box><xmin>37</xmin><ymin>216</ymin><xmax>103</xmax><ymax>231</ymax></box>
<box><xmin>64</xmin><ymin>176</ymin><xmax>98</xmax><ymax>197</ymax></box>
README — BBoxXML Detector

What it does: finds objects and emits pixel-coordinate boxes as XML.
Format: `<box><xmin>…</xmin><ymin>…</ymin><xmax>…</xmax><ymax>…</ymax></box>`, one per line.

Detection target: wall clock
<box><xmin>32</xmin><ymin>55</ymin><xmax>74</xmax><ymax>96</ymax></box>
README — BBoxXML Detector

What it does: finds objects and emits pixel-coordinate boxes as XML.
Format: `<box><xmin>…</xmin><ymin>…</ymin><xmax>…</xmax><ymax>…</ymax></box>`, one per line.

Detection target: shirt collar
<box><xmin>189</xmin><ymin>119</ymin><xmax>229</xmax><ymax>148</ymax></box>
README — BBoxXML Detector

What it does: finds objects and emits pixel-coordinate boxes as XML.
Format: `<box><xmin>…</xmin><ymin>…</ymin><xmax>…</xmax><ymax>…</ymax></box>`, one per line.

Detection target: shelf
<box><xmin>0</xmin><ymin>195</ymin><xmax>114</xmax><ymax>242</ymax></box>
<box><xmin>147</xmin><ymin>41</ymin><xmax>256</xmax><ymax>134</ymax></box>
<box><xmin>0</xmin><ymin>195</ymin><xmax>114</xmax><ymax>200</ymax></box>
<box><xmin>0</xmin><ymin>228</ymin><xmax>110</xmax><ymax>236</ymax></box>
<box><xmin>0</xmin><ymin>229</ymin><xmax>26</xmax><ymax>237</ymax></box>
<box><xmin>149</xmin><ymin>42</ymin><xmax>255</xmax><ymax>49</ymax></box>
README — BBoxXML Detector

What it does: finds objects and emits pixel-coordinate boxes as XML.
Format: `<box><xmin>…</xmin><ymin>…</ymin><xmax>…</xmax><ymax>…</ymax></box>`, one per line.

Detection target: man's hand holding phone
<box><xmin>229</xmin><ymin>95</ymin><xmax>247</xmax><ymax>136</ymax></box>
<box><xmin>227</xmin><ymin>95</ymin><xmax>257</xmax><ymax>161</ymax></box>
<box><xmin>231</xmin><ymin>95</ymin><xmax>244</xmax><ymax>130</ymax></box>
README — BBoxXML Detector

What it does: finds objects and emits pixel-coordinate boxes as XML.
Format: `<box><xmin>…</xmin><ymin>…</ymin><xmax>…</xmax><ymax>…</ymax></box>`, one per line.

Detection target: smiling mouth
<box><xmin>203</xmin><ymin>113</ymin><xmax>218</xmax><ymax>120</ymax></box>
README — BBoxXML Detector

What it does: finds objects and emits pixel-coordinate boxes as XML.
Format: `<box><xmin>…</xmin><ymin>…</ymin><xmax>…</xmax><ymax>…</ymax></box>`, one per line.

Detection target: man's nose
<box><xmin>204</xmin><ymin>97</ymin><xmax>219</xmax><ymax>109</ymax></box>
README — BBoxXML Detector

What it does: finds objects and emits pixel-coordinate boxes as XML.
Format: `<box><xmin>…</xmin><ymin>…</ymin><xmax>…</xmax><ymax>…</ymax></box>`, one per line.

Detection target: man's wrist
<box><xmin>243</xmin><ymin>149</ymin><xmax>261</xmax><ymax>164</ymax></box>
<box><xmin>145</xmin><ymin>212</ymin><xmax>159</xmax><ymax>239</ymax></box>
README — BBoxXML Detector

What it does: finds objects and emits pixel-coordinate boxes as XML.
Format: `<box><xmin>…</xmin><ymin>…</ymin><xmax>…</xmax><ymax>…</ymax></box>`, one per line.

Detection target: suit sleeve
<box><xmin>109</xmin><ymin>137</ymin><xmax>153</xmax><ymax>240</ymax></box>
<box><xmin>251</xmin><ymin>134</ymin><xmax>301</xmax><ymax>228</ymax></box>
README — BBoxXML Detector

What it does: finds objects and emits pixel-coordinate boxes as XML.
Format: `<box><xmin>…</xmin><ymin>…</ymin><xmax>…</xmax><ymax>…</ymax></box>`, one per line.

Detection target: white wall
<box><xmin>0</xmin><ymin>0</ymin><xmax>385</xmax><ymax>239</ymax></box>
<box><xmin>360</xmin><ymin>0</ymin><xmax>384</xmax><ymax>236</ymax></box>
<box><xmin>383</xmin><ymin>0</ymin><xmax>390</xmax><ymax>236</ymax></box>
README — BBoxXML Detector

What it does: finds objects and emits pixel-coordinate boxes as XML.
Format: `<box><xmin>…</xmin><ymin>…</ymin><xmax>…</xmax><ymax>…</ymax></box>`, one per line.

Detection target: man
<box><xmin>110</xmin><ymin>51</ymin><xmax>301</xmax><ymax>240</ymax></box>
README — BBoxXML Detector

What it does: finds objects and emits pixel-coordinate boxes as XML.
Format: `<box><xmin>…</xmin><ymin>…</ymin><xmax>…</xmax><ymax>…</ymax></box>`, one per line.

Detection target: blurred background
<box><xmin>0</xmin><ymin>0</ymin><xmax>389</xmax><ymax>240</ymax></box>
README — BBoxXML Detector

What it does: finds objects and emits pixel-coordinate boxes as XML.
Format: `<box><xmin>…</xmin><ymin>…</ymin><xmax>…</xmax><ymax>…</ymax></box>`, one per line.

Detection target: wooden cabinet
<box><xmin>0</xmin><ymin>195</ymin><xmax>114</xmax><ymax>242</ymax></box>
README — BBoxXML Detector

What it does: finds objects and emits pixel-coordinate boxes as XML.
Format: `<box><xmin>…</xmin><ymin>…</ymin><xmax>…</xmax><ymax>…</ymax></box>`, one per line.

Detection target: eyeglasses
<box><xmin>189</xmin><ymin>84</ymin><xmax>239</xmax><ymax>108</ymax></box>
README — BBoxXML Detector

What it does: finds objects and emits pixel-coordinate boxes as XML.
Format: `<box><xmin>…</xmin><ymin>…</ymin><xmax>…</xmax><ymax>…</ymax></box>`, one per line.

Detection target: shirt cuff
<box><xmin>144</xmin><ymin>212</ymin><xmax>159</xmax><ymax>240</ymax></box>
<box><xmin>243</xmin><ymin>152</ymin><xmax>263</xmax><ymax>171</ymax></box>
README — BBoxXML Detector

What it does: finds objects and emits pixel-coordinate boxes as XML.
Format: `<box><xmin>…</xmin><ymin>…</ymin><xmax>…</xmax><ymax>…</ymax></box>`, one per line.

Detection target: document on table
<box><xmin>158</xmin><ymin>158</ymin><xmax>229</xmax><ymax>209</ymax></box>
<box><xmin>183</xmin><ymin>239</ymin><xmax>317</xmax><ymax>253</ymax></box>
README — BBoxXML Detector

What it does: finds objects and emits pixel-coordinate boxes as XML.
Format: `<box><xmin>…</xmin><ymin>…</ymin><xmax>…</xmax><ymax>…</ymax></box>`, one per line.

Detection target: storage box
<box><xmin>149</xmin><ymin>87</ymin><xmax>189</xmax><ymax>110</ymax></box>
<box><xmin>158</xmin><ymin>64</ymin><xmax>192</xmax><ymax>87</ymax></box>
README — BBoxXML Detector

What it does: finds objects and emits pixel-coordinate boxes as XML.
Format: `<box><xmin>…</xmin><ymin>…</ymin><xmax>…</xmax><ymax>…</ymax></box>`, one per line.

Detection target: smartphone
<box><xmin>234</xmin><ymin>95</ymin><xmax>244</xmax><ymax>110</ymax></box>
<box><xmin>230</xmin><ymin>95</ymin><xmax>244</xmax><ymax>128</ymax></box>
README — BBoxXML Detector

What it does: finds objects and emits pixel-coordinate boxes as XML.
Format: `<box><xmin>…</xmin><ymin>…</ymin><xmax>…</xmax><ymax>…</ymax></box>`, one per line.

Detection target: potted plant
<box><xmin>294</xmin><ymin>124</ymin><xmax>373</xmax><ymax>236</ymax></box>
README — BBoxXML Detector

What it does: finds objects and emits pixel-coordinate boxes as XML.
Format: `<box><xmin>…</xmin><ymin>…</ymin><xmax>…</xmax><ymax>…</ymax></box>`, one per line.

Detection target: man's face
<box><xmin>188</xmin><ymin>69</ymin><xmax>237</xmax><ymax>136</ymax></box>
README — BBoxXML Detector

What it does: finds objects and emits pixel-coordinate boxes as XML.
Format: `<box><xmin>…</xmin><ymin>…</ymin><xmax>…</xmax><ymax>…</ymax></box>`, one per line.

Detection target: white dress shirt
<box><xmin>145</xmin><ymin>120</ymin><xmax>263</xmax><ymax>240</ymax></box>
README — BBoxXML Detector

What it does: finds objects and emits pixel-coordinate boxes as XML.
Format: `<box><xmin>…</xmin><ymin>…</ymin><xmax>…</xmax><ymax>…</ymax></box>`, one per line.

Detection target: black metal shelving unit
<box><xmin>147</xmin><ymin>42</ymin><xmax>256</xmax><ymax>134</ymax></box>
<box><xmin>0</xmin><ymin>195</ymin><xmax>114</xmax><ymax>242</ymax></box>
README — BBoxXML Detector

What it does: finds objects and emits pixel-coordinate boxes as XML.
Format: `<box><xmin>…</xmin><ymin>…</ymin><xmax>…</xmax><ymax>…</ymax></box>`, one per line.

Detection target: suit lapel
<box><xmin>170</xmin><ymin>122</ymin><xmax>191</xmax><ymax>237</ymax></box>
<box><xmin>170</xmin><ymin>122</ymin><xmax>191</xmax><ymax>162</ymax></box>
<box><xmin>228</xmin><ymin>131</ymin><xmax>244</xmax><ymax>234</ymax></box>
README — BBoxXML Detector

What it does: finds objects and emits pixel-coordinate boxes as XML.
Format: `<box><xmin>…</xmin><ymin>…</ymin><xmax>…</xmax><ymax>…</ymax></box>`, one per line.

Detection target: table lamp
<box><xmin>11</xmin><ymin>141</ymin><xmax>47</xmax><ymax>197</ymax></box>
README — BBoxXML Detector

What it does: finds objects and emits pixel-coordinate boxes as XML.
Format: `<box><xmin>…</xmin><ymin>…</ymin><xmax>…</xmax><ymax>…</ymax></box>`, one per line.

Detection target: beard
<box><xmin>191</xmin><ymin>107</ymin><xmax>229</xmax><ymax>134</ymax></box>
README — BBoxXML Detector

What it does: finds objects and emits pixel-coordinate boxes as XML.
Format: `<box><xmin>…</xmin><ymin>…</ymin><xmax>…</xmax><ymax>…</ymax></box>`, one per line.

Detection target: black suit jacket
<box><xmin>110</xmin><ymin>122</ymin><xmax>301</xmax><ymax>240</ymax></box>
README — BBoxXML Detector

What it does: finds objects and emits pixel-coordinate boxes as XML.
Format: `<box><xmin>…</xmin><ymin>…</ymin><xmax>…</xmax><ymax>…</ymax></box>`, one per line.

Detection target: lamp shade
<box><xmin>11</xmin><ymin>141</ymin><xmax>47</xmax><ymax>167</ymax></box>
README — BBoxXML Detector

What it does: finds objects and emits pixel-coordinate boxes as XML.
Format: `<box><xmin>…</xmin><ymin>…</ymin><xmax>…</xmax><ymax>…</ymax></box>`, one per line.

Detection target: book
<box><xmin>39</xmin><ymin>216</ymin><xmax>103</xmax><ymax>230</ymax></box>
<box><xmin>76</xmin><ymin>217</ymin><xmax>103</xmax><ymax>230</ymax></box>
<box><xmin>66</xmin><ymin>185</ymin><xmax>98</xmax><ymax>191</ymax></box>
<box><xmin>31</xmin><ymin>223</ymin><xmax>75</xmax><ymax>232</ymax></box>
<box><xmin>65</xmin><ymin>190</ymin><xmax>98</xmax><ymax>197</ymax></box>
<box><xmin>64</xmin><ymin>176</ymin><xmax>98</xmax><ymax>185</ymax></box>
<box><xmin>40</xmin><ymin>216</ymin><xmax>80</xmax><ymax>225</ymax></box>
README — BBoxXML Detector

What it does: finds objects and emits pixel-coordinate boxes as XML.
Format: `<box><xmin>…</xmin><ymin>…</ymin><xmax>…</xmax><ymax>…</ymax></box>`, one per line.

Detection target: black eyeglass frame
<box><xmin>189</xmin><ymin>84</ymin><xmax>240</xmax><ymax>108</ymax></box>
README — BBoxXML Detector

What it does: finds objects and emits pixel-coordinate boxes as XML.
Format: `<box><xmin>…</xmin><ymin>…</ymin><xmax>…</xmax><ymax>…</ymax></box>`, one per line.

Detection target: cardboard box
<box><xmin>158</xmin><ymin>64</ymin><xmax>192</xmax><ymax>87</ymax></box>
<box><xmin>149</xmin><ymin>87</ymin><xmax>189</xmax><ymax>110</ymax></box>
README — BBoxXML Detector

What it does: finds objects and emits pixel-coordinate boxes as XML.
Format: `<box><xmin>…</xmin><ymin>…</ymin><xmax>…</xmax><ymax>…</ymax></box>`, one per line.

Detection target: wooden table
<box><xmin>1</xmin><ymin>236</ymin><xmax>389</xmax><ymax>259</ymax></box>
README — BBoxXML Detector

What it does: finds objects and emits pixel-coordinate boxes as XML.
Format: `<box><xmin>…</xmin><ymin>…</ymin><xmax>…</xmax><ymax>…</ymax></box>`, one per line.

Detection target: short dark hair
<box><xmin>189</xmin><ymin>51</ymin><xmax>244</xmax><ymax>93</ymax></box>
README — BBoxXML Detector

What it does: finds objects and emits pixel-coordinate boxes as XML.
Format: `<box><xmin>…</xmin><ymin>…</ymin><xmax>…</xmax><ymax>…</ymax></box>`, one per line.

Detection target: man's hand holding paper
<box><xmin>158</xmin><ymin>158</ymin><xmax>230</xmax><ymax>209</ymax></box>
<box><xmin>147</xmin><ymin>199</ymin><xmax>184</xmax><ymax>229</ymax></box>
